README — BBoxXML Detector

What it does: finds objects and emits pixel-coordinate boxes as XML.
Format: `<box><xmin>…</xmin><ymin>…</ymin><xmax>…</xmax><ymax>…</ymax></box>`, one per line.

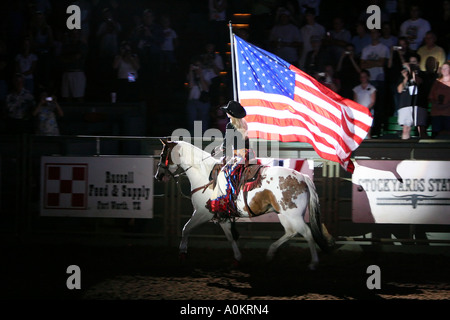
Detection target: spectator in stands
<box><xmin>96</xmin><ymin>7</ymin><xmax>122</xmax><ymax>98</ymax></box>
<box><xmin>428</xmin><ymin>62</ymin><xmax>450</xmax><ymax>137</ymax></box>
<box><xmin>351</xmin><ymin>21</ymin><xmax>371</xmax><ymax>58</ymax></box>
<box><xmin>130</xmin><ymin>9</ymin><xmax>164</xmax><ymax>91</ymax></box>
<box><xmin>336</xmin><ymin>44</ymin><xmax>361</xmax><ymax>99</ymax></box>
<box><xmin>317</xmin><ymin>64</ymin><xmax>341</xmax><ymax>93</ymax></box>
<box><xmin>353</xmin><ymin>69</ymin><xmax>376</xmax><ymax>139</ymax></box>
<box><xmin>323</xmin><ymin>16</ymin><xmax>352</xmax><ymax>65</ymax></box>
<box><xmin>248</xmin><ymin>0</ymin><xmax>276</xmax><ymax>48</ymax></box>
<box><xmin>33</xmin><ymin>90</ymin><xmax>63</xmax><ymax>136</ymax></box>
<box><xmin>60</xmin><ymin>29</ymin><xmax>88</xmax><ymax>103</ymax></box>
<box><xmin>417</xmin><ymin>31</ymin><xmax>446</xmax><ymax>72</ymax></box>
<box><xmin>298</xmin><ymin>8</ymin><xmax>325</xmax><ymax>69</ymax></box>
<box><xmin>201</xmin><ymin>43</ymin><xmax>224</xmax><ymax>107</ymax></box>
<box><xmin>29</xmin><ymin>11</ymin><xmax>54</xmax><ymax>91</ymax></box>
<box><xmin>396</xmin><ymin>54</ymin><xmax>428</xmax><ymax>139</ymax></box>
<box><xmin>73</xmin><ymin>0</ymin><xmax>92</xmax><ymax>44</ymax></box>
<box><xmin>360</xmin><ymin>29</ymin><xmax>390</xmax><ymax>137</ymax></box>
<box><xmin>5</xmin><ymin>73</ymin><xmax>35</xmax><ymax>134</ymax></box>
<box><xmin>160</xmin><ymin>15</ymin><xmax>178</xmax><ymax>73</ymax></box>
<box><xmin>208</xmin><ymin>0</ymin><xmax>228</xmax><ymax>54</ymax></box>
<box><xmin>380</xmin><ymin>22</ymin><xmax>398</xmax><ymax>49</ymax></box>
<box><xmin>15</xmin><ymin>37</ymin><xmax>38</xmax><ymax>94</ymax></box>
<box><xmin>361</xmin><ymin>29</ymin><xmax>389</xmax><ymax>81</ymax></box>
<box><xmin>399</xmin><ymin>4</ymin><xmax>431</xmax><ymax>51</ymax></box>
<box><xmin>385</xmin><ymin>0</ymin><xmax>400</xmax><ymax>33</ymax></box>
<box><xmin>388</xmin><ymin>37</ymin><xmax>412</xmax><ymax>70</ymax></box>
<box><xmin>435</xmin><ymin>0</ymin><xmax>450</xmax><ymax>54</ymax></box>
<box><xmin>113</xmin><ymin>41</ymin><xmax>140</xmax><ymax>103</ymax></box>
<box><xmin>186</xmin><ymin>55</ymin><xmax>216</xmax><ymax>135</ymax></box>
<box><xmin>304</xmin><ymin>35</ymin><xmax>332</xmax><ymax>77</ymax></box>
<box><xmin>387</xmin><ymin>37</ymin><xmax>413</xmax><ymax>115</ymax></box>
<box><xmin>96</xmin><ymin>7</ymin><xmax>121</xmax><ymax>60</ymax></box>
<box><xmin>418</xmin><ymin>56</ymin><xmax>439</xmax><ymax>121</ymax></box>
<box><xmin>95</xmin><ymin>7</ymin><xmax>122</xmax><ymax>98</ymax></box>
<box><xmin>268</xmin><ymin>8</ymin><xmax>302</xmax><ymax>66</ymax></box>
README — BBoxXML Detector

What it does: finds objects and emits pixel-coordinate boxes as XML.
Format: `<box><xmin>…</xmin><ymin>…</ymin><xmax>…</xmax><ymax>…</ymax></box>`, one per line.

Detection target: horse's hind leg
<box><xmin>296</xmin><ymin>221</ymin><xmax>319</xmax><ymax>270</ymax></box>
<box><xmin>219</xmin><ymin>220</ymin><xmax>242</xmax><ymax>265</ymax></box>
<box><xmin>268</xmin><ymin>214</ymin><xmax>319</xmax><ymax>270</ymax></box>
<box><xmin>179</xmin><ymin>210</ymin><xmax>211</xmax><ymax>260</ymax></box>
<box><xmin>266</xmin><ymin>215</ymin><xmax>296</xmax><ymax>261</ymax></box>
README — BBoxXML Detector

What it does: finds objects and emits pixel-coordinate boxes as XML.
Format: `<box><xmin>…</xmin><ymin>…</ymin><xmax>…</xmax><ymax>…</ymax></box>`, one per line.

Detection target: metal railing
<box><xmin>1</xmin><ymin>134</ymin><xmax>450</xmax><ymax>247</ymax></box>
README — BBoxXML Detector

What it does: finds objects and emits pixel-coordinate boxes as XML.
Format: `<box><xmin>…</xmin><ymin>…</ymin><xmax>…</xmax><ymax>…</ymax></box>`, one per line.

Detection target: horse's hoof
<box><xmin>179</xmin><ymin>252</ymin><xmax>187</xmax><ymax>264</ymax></box>
<box><xmin>308</xmin><ymin>263</ymin><xmax>317</xmax><ymax>271</ymax></box>
<box><xmin>230</xmin><ymin>258</ymin><xmax>240</xmax><ymax>269</ymax></box>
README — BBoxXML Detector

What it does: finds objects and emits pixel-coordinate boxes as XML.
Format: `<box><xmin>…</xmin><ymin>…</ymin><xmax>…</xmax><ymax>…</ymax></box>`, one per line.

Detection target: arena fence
<box><xmin>1</xmin><ymin>134</ymin><xmax>450</xmax><ymax>247</ymax></box>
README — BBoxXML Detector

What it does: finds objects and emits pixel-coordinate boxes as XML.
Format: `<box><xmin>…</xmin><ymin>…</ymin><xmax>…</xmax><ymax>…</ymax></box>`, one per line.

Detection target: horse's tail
<box><xmin>304</xmin><ymin>174</ymin><xmax>335</xmax><ymax>253</ymax></box>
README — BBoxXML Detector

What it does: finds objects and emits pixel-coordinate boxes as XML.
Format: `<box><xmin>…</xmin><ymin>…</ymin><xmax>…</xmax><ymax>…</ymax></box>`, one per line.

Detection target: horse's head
<box><xmin>155</xmin><ymin>139</ymin><xmax>218</xmax><ymax>183</ymax></box>
<box><xmin>155</xmin><ymin>139</ymin><xmax>179</xmax><ymax>182</ymax></box>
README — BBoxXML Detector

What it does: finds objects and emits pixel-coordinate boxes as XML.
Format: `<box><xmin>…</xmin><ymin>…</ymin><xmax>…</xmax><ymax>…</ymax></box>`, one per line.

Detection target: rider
<box><xmin>207</xmin><ymin>100</ymin><xmax>250</xmax><ymax>220</ymax></box>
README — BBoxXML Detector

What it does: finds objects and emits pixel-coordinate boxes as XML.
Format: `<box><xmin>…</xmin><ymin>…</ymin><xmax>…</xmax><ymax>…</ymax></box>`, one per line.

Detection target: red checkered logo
<box><xmin>44</xmin><ymin>163</ymin><xmax>88</xmax><ymax>209</ymax></box>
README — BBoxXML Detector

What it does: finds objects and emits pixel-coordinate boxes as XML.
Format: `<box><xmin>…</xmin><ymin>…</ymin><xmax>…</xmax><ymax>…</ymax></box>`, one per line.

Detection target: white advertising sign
<box><xmin>40</xmin><ymin>156</ymin><xmax>154</xmax><ymax>218</ymax></box>
<box><xmin>352</xmin><ymin>160</ymin><xmax>450</xmax><ymax>224</ymax></box>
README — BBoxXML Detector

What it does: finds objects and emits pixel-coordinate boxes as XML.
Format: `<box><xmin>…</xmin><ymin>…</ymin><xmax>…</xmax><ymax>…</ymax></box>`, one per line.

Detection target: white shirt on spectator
<box><xmin>400</xmin><ymin>18</ymin><xmax>431</xmax><ymax>51</ymax></box>
<box><xmin>161</xmin><ymin>28</ymin><xmax>178</xmax><ymax>51</ymax></box>
<box><xmin>361</xmin><ymin>43</ymin><xmax>390</xmax><ymax>81</ymax></box>
<box><xmin>353</xmin><ymin>83</ymin><xmax>376</xmax><ymax>114</ymax></box>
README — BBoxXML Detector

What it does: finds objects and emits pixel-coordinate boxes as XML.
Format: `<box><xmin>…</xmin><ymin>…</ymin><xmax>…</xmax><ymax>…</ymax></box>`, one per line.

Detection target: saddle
<box><xmin>201</xmin><ymin>162</ymin><xmax>265</xmax><ymax>220</ymax></box>
<box><xmin>208</xmin><ymin>163</ymin><xmax>264</xmax><ymax>192</ymax></box>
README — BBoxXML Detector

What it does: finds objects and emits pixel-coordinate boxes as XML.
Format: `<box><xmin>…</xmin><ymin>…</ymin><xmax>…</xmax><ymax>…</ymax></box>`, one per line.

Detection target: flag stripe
<box><xmin>233</xmin><ymin>35</ymin><xmax>372</xmax><ymax>172</ymax></box>
<box><xmin>247</xmin><ymin>123</ymin><xmax>348</xmax><ymax>164</ymax></box>
<box><xmin>293</xmin><ymin>76</ymin><xmax>373</xmax><ymax>141</ymax></box>
<box><xmin>293</xmin><ymin>76</ymin><xmax>373</xmax><ymax>129</ymax></box>
<box><xmin>241</xmin><ymin>93</ymin><xmax>364</xmax><ymax>152</ymax></box>
<box><xmin>247</xmin><ymin>126</ymin><xmax>344</xmax><ymax>165</ymax></box>
<box><xmin>242</xmin><ymin>95</ymin><xmax>345</xmax><ymax>137</ymax></box>
<box><xmin>243</xmin><ymin>103</ymin><xmax>350</xmax><ymax>153</ymax></box>
<box><xmin>245</xmin><ymin>112</ymin><xmax>341</xmax><ymax>153</ymax></box>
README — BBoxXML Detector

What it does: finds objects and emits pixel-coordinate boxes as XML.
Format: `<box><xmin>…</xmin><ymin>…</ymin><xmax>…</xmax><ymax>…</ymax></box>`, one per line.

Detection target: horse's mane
<box><xmin>175</xmin><ymin>140</ymin><xmax>219</xmax><ymax>173</ymax></box>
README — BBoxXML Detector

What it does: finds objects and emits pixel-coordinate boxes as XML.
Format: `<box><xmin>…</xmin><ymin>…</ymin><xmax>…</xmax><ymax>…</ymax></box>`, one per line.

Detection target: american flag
<box><xmin>233</xmin><ymin>35</ymin><xmax>373</xmax><ymax>173</ymax></box>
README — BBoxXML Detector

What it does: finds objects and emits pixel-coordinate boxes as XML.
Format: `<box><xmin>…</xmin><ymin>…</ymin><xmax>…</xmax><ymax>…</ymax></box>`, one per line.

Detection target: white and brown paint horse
<box><xmin>155</xmin><ymin>140</ymin><xmax>335</xmax><ymax>269</ymax></box>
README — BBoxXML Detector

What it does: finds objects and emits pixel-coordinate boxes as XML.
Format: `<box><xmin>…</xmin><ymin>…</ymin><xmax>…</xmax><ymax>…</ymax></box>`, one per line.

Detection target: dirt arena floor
<box><xmin>3</xmin><ymin>239</ymin><xmax>450</xmax><ymax>305</ymax></box>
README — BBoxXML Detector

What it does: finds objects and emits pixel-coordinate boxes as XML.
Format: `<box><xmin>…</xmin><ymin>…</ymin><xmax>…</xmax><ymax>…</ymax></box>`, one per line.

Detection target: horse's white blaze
<box><xmin>163</xmin><ymin>141</ymin><xmax>327</xmax><ymax>268</ymax></box>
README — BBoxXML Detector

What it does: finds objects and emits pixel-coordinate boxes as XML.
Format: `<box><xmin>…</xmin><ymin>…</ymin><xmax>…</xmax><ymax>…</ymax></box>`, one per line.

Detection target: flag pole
<box><xmin>229</xmin><ymin>21</ymin><xmax>238</xmax><ymax>101</ymax></box>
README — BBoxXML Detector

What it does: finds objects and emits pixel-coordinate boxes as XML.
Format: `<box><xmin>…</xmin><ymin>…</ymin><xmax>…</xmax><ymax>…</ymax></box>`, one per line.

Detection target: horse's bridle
<box><xmin>157</xmin><ymin>142</ymin><xmax>193</xmax><ymax>199</ymax></box>
<box><xmin>158</xmin><ymin>142</ymin><xmax>189</xmax><ymax>179</ymax></box>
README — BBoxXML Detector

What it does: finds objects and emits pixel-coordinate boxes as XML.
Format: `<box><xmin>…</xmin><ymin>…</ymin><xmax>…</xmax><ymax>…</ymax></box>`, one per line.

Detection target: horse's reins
<box><xmin>159</xmin><ymin>145</ymin><xmax>214</xmax><ymax>200</ymax></box>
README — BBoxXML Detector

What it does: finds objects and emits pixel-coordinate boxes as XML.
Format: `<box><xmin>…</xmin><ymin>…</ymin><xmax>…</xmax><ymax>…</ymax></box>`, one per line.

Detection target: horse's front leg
<box><xmin>219</xmin><ymin>220</ymin><xmax>242</xmax><ymax>266</ymax></box>
<box><xmin>179</xmin><ymin>209</ymin><xmax>212</xmax><ymax>261</ymax></box>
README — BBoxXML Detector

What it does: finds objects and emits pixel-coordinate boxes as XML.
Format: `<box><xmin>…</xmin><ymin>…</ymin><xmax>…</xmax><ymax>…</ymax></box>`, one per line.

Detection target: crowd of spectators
<box><xmin>257</xmin><ymin>0</ymin><xmax>450</xmax><ymax>139</ymax></box>
<box><xmin>1</xmin><ymin>0</ymin><xmax>450</xmax><ymax>139</ymax></box>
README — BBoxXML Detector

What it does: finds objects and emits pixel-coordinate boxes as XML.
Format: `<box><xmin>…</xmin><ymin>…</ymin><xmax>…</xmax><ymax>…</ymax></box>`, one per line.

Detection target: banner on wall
<box><xmin>352</xmin><ymin>160</ymin><xmax>450</xmax><ymax>225</ymax></box>
<box><xmin>40</xmin><ymin>156</ymin><xmax>154</xmax><ymax>218</ymax></box>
